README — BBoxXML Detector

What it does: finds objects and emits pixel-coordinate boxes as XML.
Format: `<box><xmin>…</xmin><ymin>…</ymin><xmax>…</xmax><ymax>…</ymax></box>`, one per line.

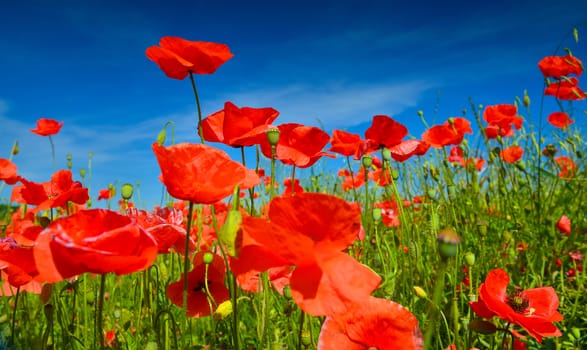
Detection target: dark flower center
<box><xmin>506</xmin><ymin>288</ymin><xmax>529</xmax><ymax>313</ymax></box>
<box><xmin>193</xmin><ymin>281</ymin><xmax>209</xmax><ymax>292</ymax></box>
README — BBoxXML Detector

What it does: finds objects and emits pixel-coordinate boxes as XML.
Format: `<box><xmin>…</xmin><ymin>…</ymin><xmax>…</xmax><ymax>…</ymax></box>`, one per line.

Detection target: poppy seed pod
<box><xmin>381</xmin><ymin>147</ymin><xmax>391</xmax><ymax>161</ymax></box>
<box><xmin>121</xmin><ymin>183</ymin><xmax>134</xmax><ymax>200</ymax></box>
<box><xmin>202</xmin><ymin>252</ymin><xmax>214</xmax><ymax>265</ymax></box>
<box><xmin>362</xmin><ymin>155</ymin><xmax>373</xmax><ymax>168</ymax></box>
<box><xmin>372</xmin><ymin>207</ymin><xmax>382</xmax><ymax>222</ymax></box>
<box><xmin>437</xmin><ymin>228</ymin><xmax>461</xmax><ymax>259</ymax></box>
<box><xmin>266</xmin><ymin>127</ymin><xmax>280</xmax><ymax>146</ymax></box>
<box><xmin>464</xmin><ymin>252</ymin><xmax>475</xmax><ymax>266</ymax></box>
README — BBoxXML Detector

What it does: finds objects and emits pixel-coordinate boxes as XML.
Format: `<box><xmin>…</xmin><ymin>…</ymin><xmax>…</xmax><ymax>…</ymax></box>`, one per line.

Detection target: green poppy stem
<box><xmin>183</xmin><ymin>201</ymin><xmax>195</xmax><ymax>323</ymax></box>
<box><xmin>96</xmin><ymin>273</ymin><xmax>107</xmax><ymax>350</ymax></box>
<box><xmin>48</xmin><ymin>135</ymin><xmax>56</xmax><ymax>171</ymax></box>
<box><xmin>296</xmin><ymin>310</ymin><xmax>305</xmax><ymax>350</ymax></box>
<box><xmin>188</xmin><ymin>72</ymin><xmax>205</xmax><ymax>144</ymax></box>
<box><xmin>423</xmin><ymin>260</ymin><xmax>448</xmax><ymax>350</ymax></box>
<box><xmin>290</xmin><ymin>165</ymin><xmax>297</xmax><ymax>196</ymax></box>
<box><xmin>10</xmin><ymin>286</ymin><xmax>20</xmax><ymax>346</ymax></box>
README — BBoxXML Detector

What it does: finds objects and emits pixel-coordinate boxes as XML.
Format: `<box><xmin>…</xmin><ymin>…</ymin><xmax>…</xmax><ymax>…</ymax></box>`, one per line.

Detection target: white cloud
<box><xmin>210</xmin><ymin>80</ymin><xmax>435</xmax><ymax>129</ymax></box>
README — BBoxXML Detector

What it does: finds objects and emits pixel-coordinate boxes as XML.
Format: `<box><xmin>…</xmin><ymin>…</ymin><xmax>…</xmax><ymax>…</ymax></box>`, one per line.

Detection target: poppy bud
<box><xmin>66</xmin><ymin>154</ymin><xmax>72</xmax><ymax>161</ymax></box>
<box><xmin>372</xmin><ymin>207</ymin><xmax>382</xmax><ymax>222</ymax></box>
<box><xmin>121</xmin><ymin>183</ymin><xmax>134</xmax><ymax>200</ymax></box>
<box><xmin>464</xmin><ymin>252</ymin><xmax>475</xmax><ymax>266</ymax></box>
<box><xmin>266</xmin><ymin>127</ymin><xmax>280</xmax><ymax>146</ymax></box>
<box><xmin>79</xmin><ymin>168</ymin><xmax>86</xmax><ymax>179</ymax></box>
<box><xmin>429</xmin><ymin>166</ymin><xmax>439</xmax><ymax>181</ymax></box>
<box><xmin>11</xmin><ymin>141</ymin><xmax>19</xmax><ymax>155</ymax></box>
<box><xmin>437</xmin><ymin>228</ymin><xmax>461</xmax><ymax>259</ymax></box>
<box><xmin>219</xmin><ymin>207</ymin><xmax>243</xmax><ymax>257</ymax></box>
<box><xmin>381</xmin><ymin>148</ymin><xmax>391</xmax><ymax>161</ymax></box>
<box><xmin>301</xmin><ymin>330</ymin><xmax>312</xmax><ymax>346</ymax></box>
<box><xmin>468</xmin><ymin>319</ymin><xmax>497</xmax><ymax>335</ymax></box>
<box><xmin>413</xmin><ymin>286</ymin><xmax>428</xmax><ymax>299</ymax></box>
<box><xmin>202</xmin><ymin>252</ymin><xmax>214</xmax><ymax>265</ymax></box>
<box><xmin>515</xmin><ymin>161</ymin><xmax>526</xmax><ymax>172</ymax></box>
<box><xmin>108</xmin><ymin>183</ymin><xmax>116</xmax><ymax>197</ymax></box>
<box><xmin>214</xmin><ymin>300</ymin><xmax>233</xmax><ymax>320</ymax></box>
<box><xmin>391</xmin><ymin>168</ymin><xmax>399</xmax><ymax>180</ymax></box>
<box><xmin>523</xmin><ymin>90</ymin><xmax>530</xmax><ymax>107</ymax></box>
<box><xmin>40</xmin><ymin>283</ymin><xmax>53</xmax><ymax>305</ymax></box>
<box><xmin>156</xmin><ymin>128</ymin><xmax>167</xmax><ymax>145</ymax></box>
<box><xmin>461</xmin><ymin>108</ymin><xmax>467</xmax><ymax>116</ymax></box>
<box><xmin>417</xmin><ymin>110</ymin><xmax>424</xmax><ymax>118</ymax></box>
<box><xmin>283</xmin><ymin>285</ymin><xmax>291</xmax><ymax>299</ymax></box>
<box><xmin>362</xmin><ymin>155</ymin><xmax>373</xmax><ymax>168</ymax></box>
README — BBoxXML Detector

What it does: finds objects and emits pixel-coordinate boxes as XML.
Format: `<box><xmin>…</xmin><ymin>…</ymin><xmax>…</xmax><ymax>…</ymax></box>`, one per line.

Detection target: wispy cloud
<box><xmin>211</xmin><ymin>80</ymin><xmax>435</xmax><ymax>129</ymax></box>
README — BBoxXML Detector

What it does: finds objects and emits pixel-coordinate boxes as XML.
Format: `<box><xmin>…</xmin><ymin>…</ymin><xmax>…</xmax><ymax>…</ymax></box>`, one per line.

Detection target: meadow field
<box><xmin>0</xmin><ymin>32</ymin><xmax>585</xmax><ymax>350</ymax></box>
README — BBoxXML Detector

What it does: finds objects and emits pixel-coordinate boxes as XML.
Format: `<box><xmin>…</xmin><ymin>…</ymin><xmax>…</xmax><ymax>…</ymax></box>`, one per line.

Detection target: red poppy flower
<box><xmin>33</xmin><ymin>209</ymin><xmax>158</xmax><ymax>283</ymax></box>
<box><xmin>200</xmin><ymin>101</ymin><xmax>279</xmax><ymax>147</ymax></box>
<box><xmin>283</xmin><ymin>178</ymin><xmax>304</xmax><ymax>197</ymax></box>
<box><xmin>329</xmin><ymin>130</ymin><xmax>365</xmax><ymax>158</ymax></box>
<box><xmin>166</xmin><ymin>251</ymin><xmax>230</xmax><ymax>317</ymax></box>
<box><xmin>338</xmin><ymin>168</ymin><xmax>366</xmax><ymax>192</ymax></box>
<box><xmin>152</xmin><ymin>142</ymin><xmax>259</xmax><ymax>204</ymax></box>
<box><xmin>260</xmin><ymin>123</ymin><xmax>335</xmax><ymax>168</ymax></box>
<box><xmin>554</xmin><ymin>156</ymin><xmax>577</xmax><ymax>178</ymax></box>
<box><xmin>1</xmin><ymin>270</ymin><xmax>42</xmax><ymax>296</ymax></box>
<box><xmin>483</xmin><ymin>104</ymin><xmax>523</xmax><ymax>138</ymax></box>
<box><xmin>500</xmin><ymin>146</ymin><xmax>524</xmax><ymax>163</ymax></box>
<box><xmin>146</xmin><ymin>36</ymin><xmax>233</xmax><ymax>79</ymax></box>
<box><xmin>237</xmin><ymin>265</ymin><xmax>293</xmax><ymax>295</ymax></box>
<box><xmin>556</xmin><ymin>215</ymin><xmax>571</xmax><ymax>235</ymax></box>
<box><xmin>126</xmin><ymin>207</ymin><xmax>192</xmax><ymax>253</ymax></box>
<box><xmin>389</xmin><ymin>139</ymin><xmax>430</xmax><ymax>161</ymax></box>
<box><xmin>368</xmin><ymin>166</ymin><xmax>393</xmax><ymax>187</ymax></box>
<box><xmin>547</xmin><ymin>111</ymin><xmax>574</xmax><ymax>128</ymax></box>
<box><xmin>0</xmin><ymin>158</ymin><xmax>20</xmax><ymax>185</ymax></box>
<box><xmin>364</xmin><ymin>115</ymin><xmax>408</xmax><ymax>150</ymax></box>
<box><xmin>422</xmin><ymin>117</ymin><xmax>472</xmax><ymax>147</ymax></box>
<box><xmin>317</xmin><ymin>296</ymin><xmax>423</xmax><ymax>350</ymax></box>
<box><xmin>374</xmin><ymin>200</ymin><xmax>400</xmax><ymax>227</ymax></box>
<box><xmin>538</xmin><ymin>55</ymin><xmax>583</xmax><ymax>78</ymax></box>
<box><xmin>0</xmin><ymin>237</ymin><xmax>38</xmax><ymax>287</ymax></box>
<box><xmin>232</xmin><ymin>193</ymin><xmax>381</xmax><ymax>316</ymax></box>
<box><xmin>11</xmin><ymin>170</ymin><xmax>89</xmax><ymax>212</ymax></box>
<box><xmin>97</xmin><ymin>188</ymin><xmax>114</xmax><ymax>201</ymax></box>
<box><xmin>30</xmin><ymin>118</ymin><xmax>63</xmax><ymax>136</ymax></box>
<box><xmin>544</xmin><ymin>77</ymin><xmax>586</xmax><ymax>100</ymax></box>
<box><xmin>469</xmin><ymin>268</ymin><xmax>563</xmax><ymax>342</ymax></box>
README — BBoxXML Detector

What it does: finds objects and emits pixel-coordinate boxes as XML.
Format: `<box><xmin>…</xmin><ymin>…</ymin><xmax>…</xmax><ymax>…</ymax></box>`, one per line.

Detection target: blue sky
<box><xmin>1</xmin><ymin>0</ymin><xmax>586</xmax><ymax>208</ymax></box>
